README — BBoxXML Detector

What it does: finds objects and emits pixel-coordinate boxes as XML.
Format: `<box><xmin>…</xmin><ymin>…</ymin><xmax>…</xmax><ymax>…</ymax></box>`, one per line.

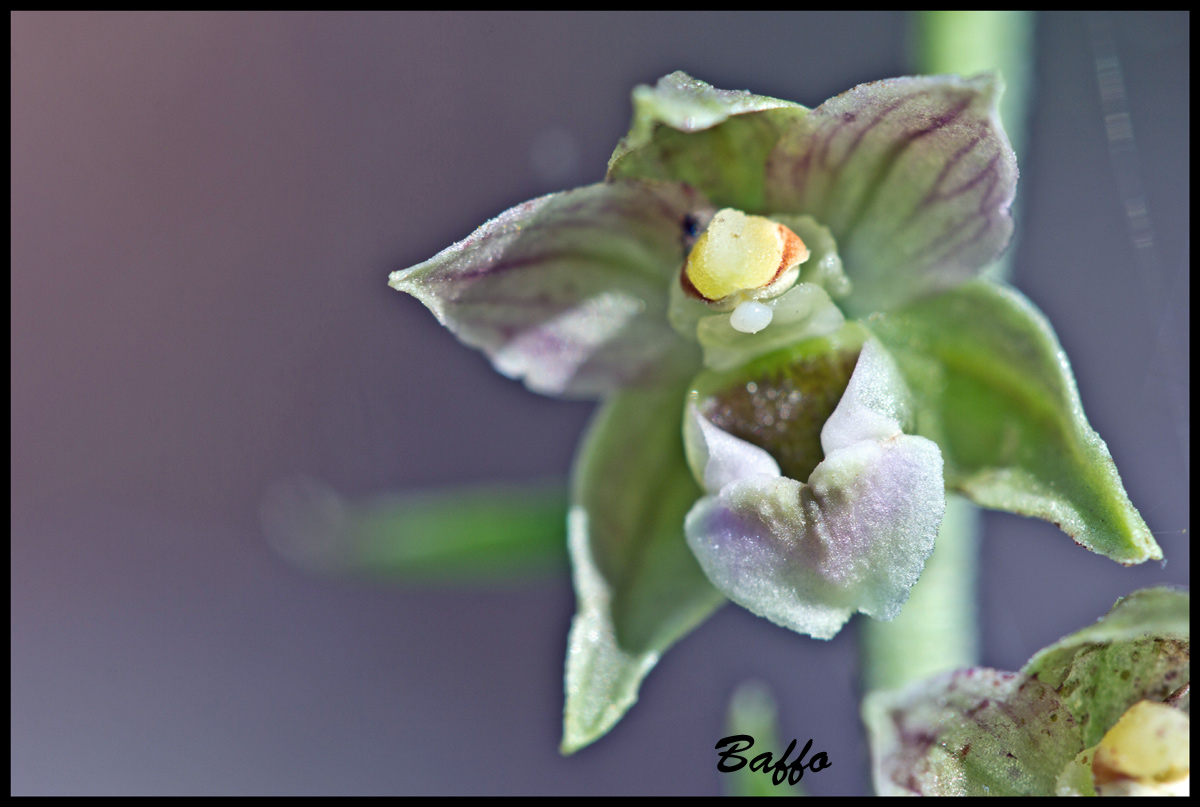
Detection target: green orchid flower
<box><xmin>388</xmin><ymin>71</ymin><xmax>1160</xmax><ymax>752</ymax></box>
<box><xmin>864</xmin><ymin>586</ymin><xmax>1189</xmax><ymax>796</ymax></box>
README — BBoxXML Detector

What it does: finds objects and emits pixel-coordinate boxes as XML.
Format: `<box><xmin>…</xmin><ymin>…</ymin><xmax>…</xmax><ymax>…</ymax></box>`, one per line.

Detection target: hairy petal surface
<box><xmin>390</xmin><ymin>180</ymin><xmax>708</xmax><ymax>397</ymax></box>
<box><xmin>683</xmin><ymin>341</ymin><xmax>944</xmax><ymax>639</ymax></box>
<box><xmin>563</xmin><ymin>379</ymin><xmax>724</xmax><ymax>753</ymax></box>
<box><xmin>865</xmin><ymin>669</ymin><xmax>1083</xmax><ymax>796</ymax></box>
<box><xmin>766</xmin><ymin>74</ymin><xmax>1017</xmax><ymax>314</ymax></box>
<box><xmin>608</xmin><ymin>71</ymin><xmax>808</xmax><ymax>213</ymax></box>
<box><xmin>867</xmin><ymin>278</ymin><xmax>1160</xmax><ymax>564</ymax></box>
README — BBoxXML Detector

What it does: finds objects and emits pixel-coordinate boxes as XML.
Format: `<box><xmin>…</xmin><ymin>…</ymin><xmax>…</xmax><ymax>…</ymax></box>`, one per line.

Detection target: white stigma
<box><xmin>729</xmin><ymin>300</ymin><xmax>774</xmax><ymax>334</ymax></box>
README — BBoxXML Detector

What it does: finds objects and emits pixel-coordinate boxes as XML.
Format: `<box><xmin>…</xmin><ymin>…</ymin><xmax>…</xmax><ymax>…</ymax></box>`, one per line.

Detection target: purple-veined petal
<box><xmin>390</xmin><ymin>180</ymin><xmax>710</xmax><ymax>397</ymax></box>
<box><xmin>765</xmin><ymin>74</ymin><xmax>1017</xmax><ymax>315</ymax></box>
<box><xmin>683</xmin><ymin>340</ymin><xmax>944</xmax><ymax>639</ymax></box>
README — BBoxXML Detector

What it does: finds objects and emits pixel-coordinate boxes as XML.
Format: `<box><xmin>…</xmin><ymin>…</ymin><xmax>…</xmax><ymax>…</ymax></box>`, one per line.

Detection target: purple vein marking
<box><xmin>829</xmin><ymin>91</ymin><xmax>974</xmax><ymax>252</ymax></box>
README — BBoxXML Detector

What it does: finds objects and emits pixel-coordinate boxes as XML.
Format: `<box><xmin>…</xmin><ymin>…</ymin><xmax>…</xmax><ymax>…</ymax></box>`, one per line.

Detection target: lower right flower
<box><xmin>864</xmin><ymin>586</ymin><xmax>1189</xmax><ymax>796</ymax></box>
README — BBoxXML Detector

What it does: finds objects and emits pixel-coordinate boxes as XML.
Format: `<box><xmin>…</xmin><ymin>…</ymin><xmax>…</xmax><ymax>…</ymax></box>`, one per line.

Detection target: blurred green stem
<box><xmin>261</xmin><ymin>479</ymin><xmax>568</xmax><ymax>581</ymax></box>
<box><xmin>861</xmin><ymin>11</ymin><xmax>1035</xmax><ymax>694</ymax></box>
<box><xmin>724</xmin><ymin>682</ymin><xmax>803</xmax><ymax>797</ymax></box>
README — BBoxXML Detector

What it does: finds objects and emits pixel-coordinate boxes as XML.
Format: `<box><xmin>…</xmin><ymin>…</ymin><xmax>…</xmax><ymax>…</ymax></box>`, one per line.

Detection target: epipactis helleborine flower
<box><xmin>389</xmin><ymin>72</ymin><xmax>1160</xmax><ymax>751</ymax></box>
<box><xmin>864</xmin><ymin>586</ymin><xmax>1189</xmax><ymax>796</ymax></box>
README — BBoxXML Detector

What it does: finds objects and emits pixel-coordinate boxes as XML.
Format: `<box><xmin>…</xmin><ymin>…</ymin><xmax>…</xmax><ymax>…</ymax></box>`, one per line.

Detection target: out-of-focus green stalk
<box><xmin>861</xmin><ymin>11</ymin><xmax>1035</xmax><ymax>695</ymax></box>
<box><xmin>261</xmin><ymin>478</ymin><xmax>568</xmax><ymax>581</ymax></box>
<box><xmin>723</xmin><ymin>682</ymin><xmax>803</xmax><ymax>797</ymax></box>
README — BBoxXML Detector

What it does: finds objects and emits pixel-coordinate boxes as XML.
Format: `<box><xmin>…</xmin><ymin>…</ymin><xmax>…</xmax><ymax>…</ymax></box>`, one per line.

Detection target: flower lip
<box><xmin>682</xmin><ymin>339</ymin><xmax>944</xmax><ymax>639</ymax></box>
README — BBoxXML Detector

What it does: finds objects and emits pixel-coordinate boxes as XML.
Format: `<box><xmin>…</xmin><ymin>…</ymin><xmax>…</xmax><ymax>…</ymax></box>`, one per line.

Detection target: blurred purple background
<box><xmin>12</xmin><ymin>12</ymin><xmax>1188</xmax><ymax>795</ymax></box>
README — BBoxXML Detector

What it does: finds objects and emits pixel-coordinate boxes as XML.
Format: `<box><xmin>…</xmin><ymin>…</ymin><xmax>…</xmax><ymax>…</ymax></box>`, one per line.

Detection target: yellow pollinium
<box><xmin>684</xmin><ymin>209</ymin><xmax>807</xmax><ymax>301</ymax></box>
<box><xmin>1093</xmin><ymin>700</ymin><xmax>1190</xmax><ymax>789</ymax></box>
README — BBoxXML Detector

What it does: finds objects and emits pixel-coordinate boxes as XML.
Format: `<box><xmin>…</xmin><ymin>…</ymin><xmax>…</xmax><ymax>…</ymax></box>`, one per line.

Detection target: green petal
<box><xmin>1022</xmin><ymin>586</ymin><xmax>1189</xmax><ymax>748</ymax></box>
<box><xmin>390</xmin><ymin>180</ymin><xmax>706</xmax><ymax>398</ymax></box>
<box><xmin>766</xmin><ymin>74</ymin><xmax>1017</xmax><ymax>315</ymax></box>
<box><xmin>866</xmin><ymin>279</ymin><xmax>1160</xmax><ymax>564</ymax></box>
<box><xmin>260</xmin><ymin>478</ymin><xmax>568</xmax><ymax>580</ymax></box>
<box><xmin>608</xmin><ymin>71</ymin><xmax>808</xmax><ymax>213</ymax></box>
<box><xmin>864</xmin><ymin>668</ymin><xmax>1083</xmax><ymax>796</ymax></box>
<box><xmin>562</xmin><ymin>380</ymin><xmax>724</xmax><ymax>753</ymax></box>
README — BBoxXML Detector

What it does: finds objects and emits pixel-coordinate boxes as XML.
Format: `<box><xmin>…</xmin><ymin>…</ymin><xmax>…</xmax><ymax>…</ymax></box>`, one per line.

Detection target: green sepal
<box><xmin>1022</xmin><ymin>586</ymin><xmax>1189</xmax><ymax>748</ymax></box>
<box><xmin>608</xmin><ymin>71</ymin><xmax>808</xmax><ymax>213</ymax></box>
<box><xmin>259</xmin><ymin>478</ymin><xmax>568</xmax><ymax>580</ymax></box>
<box><xmin>562</xmin><ymin>378</ymin><xmax>725</xmax><ymax>753</ymax></box>
<box><xmin>866</xmin><ymin>278</ymin><xmax>1160</xmax><ymax>564</ymax></box>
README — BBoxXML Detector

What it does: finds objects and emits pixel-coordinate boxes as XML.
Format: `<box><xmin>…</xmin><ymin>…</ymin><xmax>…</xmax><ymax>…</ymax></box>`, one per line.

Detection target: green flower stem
<box><xmin>724</xmin><ymin>682</ymin><xmax>804</xmax><ymax>797</ymax></box>
<box><xmin>860</xmin><ymin>12</ymin><xmax>1035</xmax><ymax>695</ymax></box>
<box><xmin>860</xmin><ymin>494</ymin><xmax>979</xmax><ymax>691</ymax></box>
